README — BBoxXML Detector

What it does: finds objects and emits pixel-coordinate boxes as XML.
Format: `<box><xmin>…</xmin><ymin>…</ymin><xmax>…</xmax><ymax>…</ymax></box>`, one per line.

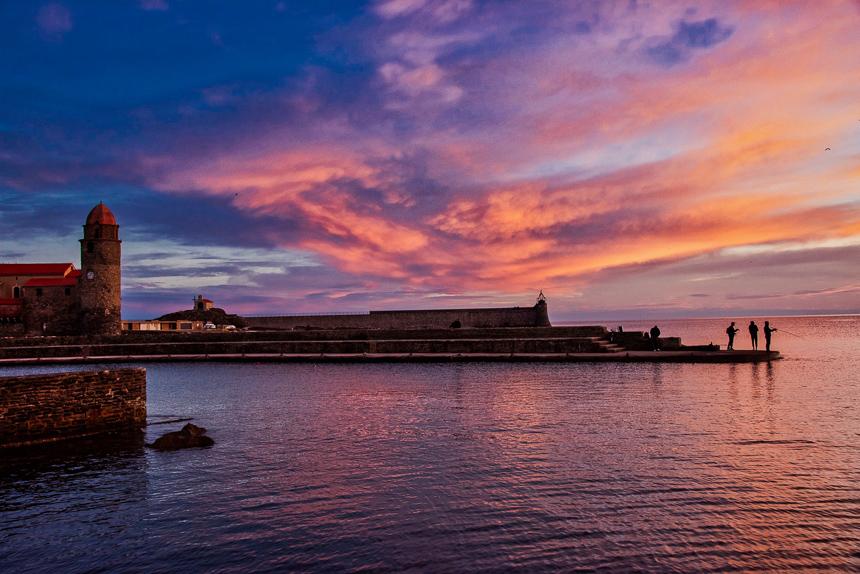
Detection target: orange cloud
<box><xmin>152</xmin><ymin>0</ymin><xmax>860</xmax><ymax>306</ymax></box>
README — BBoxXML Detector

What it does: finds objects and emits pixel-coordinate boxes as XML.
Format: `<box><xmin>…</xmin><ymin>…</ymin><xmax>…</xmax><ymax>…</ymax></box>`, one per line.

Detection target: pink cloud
<box><xmin>374</xmin><ymin>0</ymin><xmax>427</xmax><ymax>19</ymax></box>
<box><xmin>139</xmin><ymin>0</ymin><xmax>169</xmax><ymax>11</ymax></box>
<box><xmin>375</xmin><ymin>0</ymin><xmax>471</xmax><ymax>22</ymax></box>
<box><xmin>148</xmin><ymin>0</ymin><xmax>860</xmax><ymax>310</ymax></box>
<box><xmin>36</xmin><ymin>3</ymin><xmax>72</xmax><ymax>40</ymax></box>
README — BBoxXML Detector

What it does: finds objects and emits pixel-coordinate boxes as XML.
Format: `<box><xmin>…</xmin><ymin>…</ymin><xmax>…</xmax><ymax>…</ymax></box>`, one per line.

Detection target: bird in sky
<box><xmin>825</xmin><ymin>147</ymin><xmax>831</xmax><ymax>151</ymax></box>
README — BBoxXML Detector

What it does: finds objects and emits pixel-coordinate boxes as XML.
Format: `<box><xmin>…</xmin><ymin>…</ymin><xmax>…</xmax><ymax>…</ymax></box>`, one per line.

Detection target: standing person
<box><xmin>764</xmin><ymin>321</ymin><xmax>777</xmax><ymax>352</ymax></box>
<box><xmin>649</xmin><ymin>325</ymin><xmax>661</xmax><ymax>351</ymax></box>
<box><xmin>749</xmin><ymin>320</ymin><xmax>759</xmax><ymax>350</ymax></box>
<box><xmin>726</xmin><ymin>321</ymin><xmax>739</xmax><ymax>351</ymax></box>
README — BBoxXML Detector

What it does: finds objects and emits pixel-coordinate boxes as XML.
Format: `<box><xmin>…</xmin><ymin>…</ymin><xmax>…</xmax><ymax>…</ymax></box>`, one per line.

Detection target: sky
<box><xmin>1</xmin><ymin>0</ymin><xmax>858</xmax><ymax>321</ymax></box>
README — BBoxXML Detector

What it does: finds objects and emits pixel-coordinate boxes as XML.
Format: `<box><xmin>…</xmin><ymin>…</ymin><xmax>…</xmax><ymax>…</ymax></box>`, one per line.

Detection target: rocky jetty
<box><xmin>149</xmin><ymin>423</ymin><xmax>214</xmax><ymax>451</ymax></box>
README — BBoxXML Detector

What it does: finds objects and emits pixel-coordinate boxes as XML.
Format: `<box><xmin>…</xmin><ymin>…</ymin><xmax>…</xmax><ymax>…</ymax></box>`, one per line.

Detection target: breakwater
<box><xmin>245</xmin><ymin>304</ymin><xmax>551</xmax><ymax>330</ymax></box>
<box><xmin>0</xmin><ymin>368</ymin><xmax>146</xmax><ymax>448</ymax></box>
<box><xmin>0</xmin><ymin>326</ymin><xmax>779</xmax><ymax>364</ymax></box>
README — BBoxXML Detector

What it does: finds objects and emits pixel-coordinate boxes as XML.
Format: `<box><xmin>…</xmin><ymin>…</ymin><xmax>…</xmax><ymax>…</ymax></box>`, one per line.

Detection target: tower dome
<box><xmin>86</xmin><ymin>202</ymin><xmax>117</xmax><ymax>226</ymax></box>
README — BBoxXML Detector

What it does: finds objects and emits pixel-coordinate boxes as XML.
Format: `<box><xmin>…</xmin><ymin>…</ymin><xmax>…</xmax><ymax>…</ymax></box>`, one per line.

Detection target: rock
<box><xmin>149</xmin><ymin>423</ymin><xmax>214</xmax><ymax>451</ymax></box>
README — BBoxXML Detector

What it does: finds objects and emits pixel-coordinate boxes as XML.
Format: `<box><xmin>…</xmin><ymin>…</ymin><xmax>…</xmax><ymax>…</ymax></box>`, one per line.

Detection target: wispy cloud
<box><xmin>139</xmin><ymin>0</ymin><xmax>168</xmax><ymax>11</ymax></box>
<box><xmin>374</xmin><ymin>0</ymin><xmax>472</xmax><ymax>23</ymax></box>
<box><xmin>36</xmin><ymin>3</ymin><xmax>72</xmax><ymax>40</ymax></box>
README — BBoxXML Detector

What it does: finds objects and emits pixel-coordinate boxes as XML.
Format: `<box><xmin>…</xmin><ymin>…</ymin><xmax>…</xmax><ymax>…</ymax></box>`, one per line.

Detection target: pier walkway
<box><xmin>0</xmin><ymin>326</ymin><xmax>781</xmax><ymax>365</ymax></box>
<box><xmin>0</xmin><ymin>349</ymin><xmax>779</xmax><ymax>366</ymax></box>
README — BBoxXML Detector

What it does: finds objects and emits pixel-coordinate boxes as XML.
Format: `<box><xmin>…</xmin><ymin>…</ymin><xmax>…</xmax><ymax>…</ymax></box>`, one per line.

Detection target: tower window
<box><xmin>35</xmin><ymin>288</ymin><xmax>43</xmax><ymax>297</ymax></box>
<box><xmin>64</xmin><ymin>287</ymin><xmax>71</xmax><ymax>296</ymax></box>
<box><xmin>95</xmin><ymin>226</ymin><xmax>102</xmax><ymax>239</ymax></box>
<box><xmin>87</xmin><ymin>241</ymin><xmax>94</xmax><ymax>253</ymax></box>
<box><xmin>13</xmin><ymin>286</ymin><xmax>20</xmax><ymax>298</ymax></box>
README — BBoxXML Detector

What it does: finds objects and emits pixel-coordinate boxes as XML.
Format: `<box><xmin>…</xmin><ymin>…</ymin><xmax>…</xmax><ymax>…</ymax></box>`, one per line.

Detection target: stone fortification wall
<box><xmin>0</xmin><ymin>336</ymin><xmax>606</xmax><ymax>359</ymax></box>
<box><xmin>0</xmin><ymin>326</ymin><xmax>611</xmax><ymax>361</ymax></box>
<box><xmin>0</xmin><ymin>322</ymin><xmax>25</xmax><ymax>337</ymax></box>
<box><xmin>247</xmin><ymin>303</ymin><xmax>551</xmax><ymax>331</ymax></box>
<box><xmin>0</xmin><ymin>368</ymin><xmax>146</xmax><ymax>448</ymax></box>
<box><xmin>0</xmin><ymin>325</ymin><xmax>604</xmax><ymax>347</ymax></box>
<box><xmin>23</xmin><ymin>284</ymin><xmax>80</xmax><ymax>336</ymax></box>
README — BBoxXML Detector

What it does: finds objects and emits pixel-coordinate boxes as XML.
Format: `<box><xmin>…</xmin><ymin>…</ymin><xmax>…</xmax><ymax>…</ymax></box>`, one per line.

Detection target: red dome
<box><xmin>86</xmin><ymin>202</ymin><xmax>117</xmax><ymax>226</ymax></box>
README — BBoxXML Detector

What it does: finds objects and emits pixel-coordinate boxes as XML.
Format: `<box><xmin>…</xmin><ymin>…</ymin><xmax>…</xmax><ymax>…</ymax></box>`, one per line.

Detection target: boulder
<box><xmin>149</xmin><ymin>423</ymin><xmax>214</xmax><ymax>451</ymax></box>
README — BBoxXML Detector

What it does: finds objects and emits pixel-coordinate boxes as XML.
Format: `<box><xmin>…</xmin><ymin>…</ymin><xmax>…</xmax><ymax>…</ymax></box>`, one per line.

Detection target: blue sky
<box><xmin>2</xmin><ymin>1</ymin><xmax>858</xmax><ymax>320</ymax></box>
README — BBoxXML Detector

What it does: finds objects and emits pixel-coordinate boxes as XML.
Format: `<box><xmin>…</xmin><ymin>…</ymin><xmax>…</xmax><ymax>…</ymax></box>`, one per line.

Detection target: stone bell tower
<box><xmin>79</xmin><ymin>202</ymin><xmax>121</xmax><ymax>336</ymax></box>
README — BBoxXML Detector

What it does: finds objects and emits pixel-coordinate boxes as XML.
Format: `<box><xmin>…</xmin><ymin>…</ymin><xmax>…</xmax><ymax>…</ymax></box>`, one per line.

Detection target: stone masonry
<box><xmin>23</xmin><ymin>282</ymin><xmax>80</xmax><ymax>336</ymax></box>
<box><xmin>246</xmin><ymin>300</ymin><xmax>552</xmax><ymax>331</ymax></box>
<box><xmin>0</xmin><ymin>368</ymin><xmax>146</xmax><ymax>448</ymax></box>
<box><xmin>78</xmin><ymin>203</ymin><xmax>122</xmax><ymax>336</ymax></box>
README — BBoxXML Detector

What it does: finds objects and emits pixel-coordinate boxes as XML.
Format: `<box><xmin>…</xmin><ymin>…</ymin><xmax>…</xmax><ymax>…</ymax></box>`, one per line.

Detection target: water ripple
<box><xmin>2</xmin><ymin>316</ymin><xmax>859</xmax><ymax>572</ymax></box>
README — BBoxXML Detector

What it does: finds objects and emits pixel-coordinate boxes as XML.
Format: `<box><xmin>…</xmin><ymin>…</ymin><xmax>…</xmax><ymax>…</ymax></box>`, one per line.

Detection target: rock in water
<box><xmin>149</xmin><ymin>423</ymin><xmax>215</xmax><ymax>451</ymax></box>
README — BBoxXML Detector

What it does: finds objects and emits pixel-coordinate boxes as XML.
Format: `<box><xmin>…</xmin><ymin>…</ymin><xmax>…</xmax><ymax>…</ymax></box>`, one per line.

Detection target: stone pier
<box><xmin>0</xmin><ymin>368</ymin><xmax>146</xmax><ymax>449</ymax></box>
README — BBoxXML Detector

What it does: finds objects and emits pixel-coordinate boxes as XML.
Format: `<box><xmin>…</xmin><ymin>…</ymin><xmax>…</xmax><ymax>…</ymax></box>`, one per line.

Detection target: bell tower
<box><xmin>79</xmin><ymin>202</ymin><xmax>121</xmax><ymax>336</ymax></box>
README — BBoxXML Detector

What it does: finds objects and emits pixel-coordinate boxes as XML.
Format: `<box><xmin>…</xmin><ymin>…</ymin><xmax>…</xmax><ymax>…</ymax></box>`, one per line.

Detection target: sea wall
<box><xmin>0</xmin><ymin>322</ymin><xmax>25</xmax><ymax>337</ymax></box>
<box><xmin>0</xmin><ymin>325</ymin><xmax>607</xmax><ymax>349</ymax></box>
<box><xmin>247</xmin><ymin>303</ymin><xmax>551</xmax><ymax>331</ymax></box>
<box><xmin>22</xmin><ymin>284</ymin><xmax>80</xmax><ymax>336</ymax></box>
<box><xmin>0</xmin><ymin>368</ymin><xmax>146</xmax><ymax>448</ymax></box>
<box><xmin>0</xmin><ymin>327</ymin><xmax>611</xmax><ymax>360</ymax></box>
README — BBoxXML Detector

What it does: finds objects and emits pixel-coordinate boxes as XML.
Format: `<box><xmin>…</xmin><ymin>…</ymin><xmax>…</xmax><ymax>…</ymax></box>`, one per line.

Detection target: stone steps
<box><xmin>590</xmin><ymin>336</ymin><xmax>625</xmax><ymax>353</ymax></box>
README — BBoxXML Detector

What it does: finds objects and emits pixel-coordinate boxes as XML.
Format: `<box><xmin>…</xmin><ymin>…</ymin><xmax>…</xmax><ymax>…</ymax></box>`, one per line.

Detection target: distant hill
<box><xmin>156</xmin><ymin>307</ymin><xmax>248</xmax><ymax>328</ymax></box>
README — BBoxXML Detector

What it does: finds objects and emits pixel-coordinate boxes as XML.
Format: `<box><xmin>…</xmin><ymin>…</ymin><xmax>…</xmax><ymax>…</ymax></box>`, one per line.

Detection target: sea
<box><xmin>1</xmin><ymin>315</ymin><xmax>858</xmax><ymax>572</ymax></box>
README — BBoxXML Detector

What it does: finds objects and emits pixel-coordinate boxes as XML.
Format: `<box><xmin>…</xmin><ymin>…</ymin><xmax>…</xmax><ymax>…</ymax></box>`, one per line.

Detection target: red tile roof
<box><xmin>0</xmin><ymin>263</ymin><xmax>76</xmax><ymax>277</ymax></box>
<box><xmin>24</xmin><ymin>277</ymin><xmax>79</xmax><ymax>287</ymax></box>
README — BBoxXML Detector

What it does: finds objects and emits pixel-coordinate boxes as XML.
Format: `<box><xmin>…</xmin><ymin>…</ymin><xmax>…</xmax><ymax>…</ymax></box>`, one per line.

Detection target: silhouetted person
<box><xmin>726</xmin><ymin>321</ymin><xmax>739</xmax><ymax>351</ymax></box>
<box><xmin>764</xmin><ymin>321</ymin><xmax>777</xmax><ymax>352</ymax></box>
<box><xmin>618</xmin><ymin>325</ymin><xmax>623</xmax><ymax>333</ymax></box>
<box><xmin>749</xmin><ymin>320</ymin><xmax>759</xmax><ymax>350</ymax></box>
<box><xmin>649</xmin><ymin>325</ymin><xmax>661</xmax><ymax>351</ymax></box>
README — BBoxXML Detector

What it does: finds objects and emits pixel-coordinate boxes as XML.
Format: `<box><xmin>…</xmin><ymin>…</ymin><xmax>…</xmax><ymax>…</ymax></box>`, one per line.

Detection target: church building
<box><xmin>0</xmin><ymin>203</ymin><xmax>122</xmax><ymax>337</ymax></box>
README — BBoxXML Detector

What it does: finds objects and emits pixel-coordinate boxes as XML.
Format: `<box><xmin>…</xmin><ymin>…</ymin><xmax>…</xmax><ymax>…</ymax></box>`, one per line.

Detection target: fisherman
<box><xmin>726</xmin><ymin>321</ymin><xmax>739</xmax><ymax>351</ymax></box>
<box><xmin>749</xmin><ymin>320</ymin><xmax>759</xmax><ymax>350</ymax></box>
<box><xmin>649</xmin><ymin>325</ymin><xmax>661</xmax><ymax>351</ymax></box>
<box><xmin>764</xmin><ymin>321</ymin><xmax>777</xmax><ymax>352</ymax></box>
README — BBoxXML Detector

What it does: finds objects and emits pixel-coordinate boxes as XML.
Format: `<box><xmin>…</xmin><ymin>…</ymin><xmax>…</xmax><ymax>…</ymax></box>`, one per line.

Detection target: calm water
<box><xmin>2</xmin><ymin>316</ymin><xmax>859</xmax><ymax>572</ymax></box>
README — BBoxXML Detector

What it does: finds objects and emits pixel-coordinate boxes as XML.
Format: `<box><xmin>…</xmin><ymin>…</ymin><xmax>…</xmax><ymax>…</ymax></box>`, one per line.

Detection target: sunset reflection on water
<box><xmin>1</xmin><ymin>316</ymin><xmax>858</xmax><ymax>572</ymax></box>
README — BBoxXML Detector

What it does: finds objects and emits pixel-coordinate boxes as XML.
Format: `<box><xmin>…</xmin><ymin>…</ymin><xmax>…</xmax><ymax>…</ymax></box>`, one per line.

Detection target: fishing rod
<box><xmin>774</xmin><ymin>328</ymin><xmax>805</xmax><ymax>339</ymax></box>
